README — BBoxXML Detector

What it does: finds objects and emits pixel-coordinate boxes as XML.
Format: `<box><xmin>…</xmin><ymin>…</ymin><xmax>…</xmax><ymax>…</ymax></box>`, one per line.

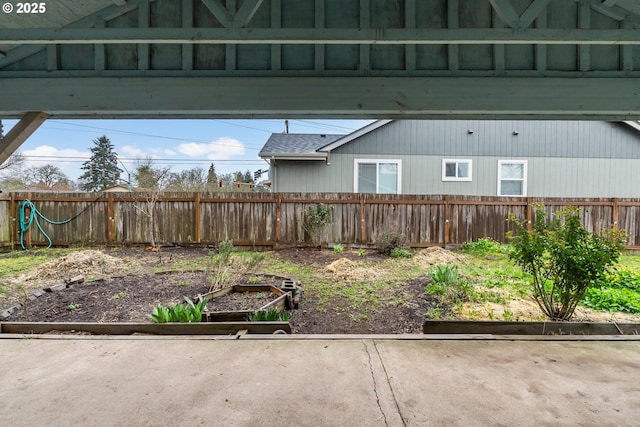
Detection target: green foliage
<box><xmin>373</xmin><ymin>230</ymin><xmax>407</xmax><ymax>255</ymax></box>
<box><xmin>358</xmin><ymin>249</ymin><xmax>366</xmax><ymax>257</ymax></box>
<box><xmin>150</xmin><ymin>297</ymin><xmax>207</xmax><ymax>323</ymax></box>
<box><xmin>333</xmin><ymin>244</ymin><xmax>344</xmax><ymax>254</ymax></box>
<box><xmin>426</xmin><ymin>265</ymin><xmax>473</xmax><ymax>305</ymax></box>
<box><xmin>390</xmin><ymin>247</ymin><xmax>412</xmax><ymax>258</ymax></box>
<box><xmin>580</xmin><ymin>268</ymin><xmax>640</xmax><ymax>313</ymax></box>
<box><xmin>462</xmin><ymin>238</ymin><xmax>507</xmax><ymax>255</ymax></box>
<box><xmin>581</xmin><ymin>287</ymin><xmax>640</xmax><ymax>313</ymax></box>
<box><xmin>248</xmin><ymin>308</ymin><xmax>291</xmax><ymax>322</ymax></box>
<box><xmin>303</xmin><ymin>204</ymin><xmax>334</xmax><ymax>248</ymax></box>
<box><xmin>508</xmin><ymin>205</ymin><xmax>626</xmax><ymax>320</ymax></box>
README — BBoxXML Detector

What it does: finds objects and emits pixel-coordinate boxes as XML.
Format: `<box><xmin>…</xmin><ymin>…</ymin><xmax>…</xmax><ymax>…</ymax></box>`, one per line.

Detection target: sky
<box><xmin>1</xmin><ymin>118</ymin><xmax>373</xmax><ymax>184</ymax></box>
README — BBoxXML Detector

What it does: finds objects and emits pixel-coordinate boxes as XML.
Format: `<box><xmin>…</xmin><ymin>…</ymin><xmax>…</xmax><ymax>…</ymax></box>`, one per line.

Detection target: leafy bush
<box><xmin>508</xmin><ymin>205</ymin><xmax>626</xmax><ymax>320</ymax></box>
<box><xmin>150</xmin><ymin>297</ymin><xmax>207</xmax><ymax>323</ymax></box>
<box><xmin>390</xmin><ymin>247</ymin><xmax>412</xmax><ymax>258</ymax></box>
<box><xmin>333</xmin><ymin>244</ymin><xmax>344</xmax><ymax>254</ymax></box>
<box><xmin>426</xmin><ymin>265</ymin><xmax>473</xmax><ymax>305</ymax></box>
<box><xmin>373</xmin><ymin>230</ymin><xmax>407</xmax><ymax>255</ymax></box>
<box><xmin>248</xmin><ymin>308</ymin><xmax>291</xmax><ymax>322</ymax></box>
<box><xmin>303</xmin><ymin>204</ymin><xmax>334</xmax><ymax>248</ymax></box>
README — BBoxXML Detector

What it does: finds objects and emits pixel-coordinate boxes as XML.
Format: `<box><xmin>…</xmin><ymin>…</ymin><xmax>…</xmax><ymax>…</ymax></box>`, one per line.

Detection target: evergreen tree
<box><xmin>78</xmin><ymin>135</ymin><xmax>122</xmax><ymax>191</ymax></box>
<box><xmin>243</xmin><ymin>169</ymin><xmax>253</xmax><ymax>183</ymax></box>
<box><xmin>0</xmin><ymin>119</ymin><xmax>4</xmax><ymax>139</ymax></box>
<box><xmin>206</xmin><ymin>163</ymin><xmax>218</xmax><ymax>185</ymax></box>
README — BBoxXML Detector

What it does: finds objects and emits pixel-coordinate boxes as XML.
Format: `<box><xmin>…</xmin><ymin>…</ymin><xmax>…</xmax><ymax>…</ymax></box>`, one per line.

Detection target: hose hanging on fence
<box><xmin>19</xmin><ymin>200</ymin><xmax>73</xmax><ymax>249</ymax></box>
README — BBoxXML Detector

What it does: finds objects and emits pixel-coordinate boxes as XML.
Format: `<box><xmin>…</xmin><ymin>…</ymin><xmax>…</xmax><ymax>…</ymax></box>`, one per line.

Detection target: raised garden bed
<box><xmin>200</xmin><ymin>280</ymin><xmax>300</xmax><ymax>322</ymax></box>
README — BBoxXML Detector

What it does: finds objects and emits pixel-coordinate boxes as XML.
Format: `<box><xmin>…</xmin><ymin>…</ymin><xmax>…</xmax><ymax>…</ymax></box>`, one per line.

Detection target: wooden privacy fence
<box><xmin>2</xmin><ymin>192</ymin><xmax>640</xmax><ymax>249</ymax></box>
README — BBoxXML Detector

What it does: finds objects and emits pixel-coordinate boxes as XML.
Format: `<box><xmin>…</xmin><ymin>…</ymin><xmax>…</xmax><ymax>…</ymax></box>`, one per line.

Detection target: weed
<box><xmin>502</xmin><ymin>309</ymin><xmax>514</xmax><ymax>322</ymax></box>
<box><xmin>67</xmin><ymin>303</ymin><xmax>81</xmax><ymax>311</ymax></box>
<box><xmin>425</xmin><ymin>307</ymin><xmax>443</xmax><ymax>319</ymax></box>
<box><xmin>247</xmin><ymin>276</ymin><xmax>262</xmax><ymax>284</ymax></box>
<box><xmin>358</xmin><ymin>249</ymin><xmax>366</xmax><ymax>257</ymax></box>
<box><xmin>248</xmin><ymin>308</ymin><xmax>291</xmax><ymax>322</ymax></box>
<box><xmin>333</xmin><ymin>244</ymin><xmax>344</xmax><ymax>254</ymax></box>
<box><xmin>109</xmin><ymin>292</ymin><xmax>127</xmax><ymax>300</ymax></box>
<box><xmin>426</xmin><ymin>265</ymin><xmax>473</xmax><ymax>305</ymax></box>
<box><xmin>462</xmin><ymin>238</ymin><xmax>507</xmax><ymax>255</ymax></box>
<box><xmin>390</xmin><ymin>247</ymin><xmax>412</xmax><ymax>258</ymax></box>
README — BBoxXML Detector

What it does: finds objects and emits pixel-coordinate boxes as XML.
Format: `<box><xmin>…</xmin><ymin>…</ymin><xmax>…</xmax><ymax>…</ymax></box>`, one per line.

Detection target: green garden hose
<box><xmin>19</xmin><ymin>200</ymin><xmax>72</xmax><ymax>249</ymax></box>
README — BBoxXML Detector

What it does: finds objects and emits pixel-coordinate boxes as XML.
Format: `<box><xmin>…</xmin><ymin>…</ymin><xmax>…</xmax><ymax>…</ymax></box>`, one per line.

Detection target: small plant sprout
<box><xmin>333</xmin><ymin>244</ymin><xmax>344</xmax><ymax>254</ymax></box>
<box><xmin>67</xmin><ymin>303</ymin><xmax>81</xmax><ymax>311</ymax></box>
<box><xmin>390</xmin><ymin>247</ymin><xmax>412</xmax><ymax>258</ymax></box>
<box><xmin>150</xmin><ymin>297</ymin><xmax>207</xmax><ymax>323</ymax></box>
<box><xmin>358</xmin><ymin>248</ymin><xmax>366</xmax><ymax>257</ymax></box>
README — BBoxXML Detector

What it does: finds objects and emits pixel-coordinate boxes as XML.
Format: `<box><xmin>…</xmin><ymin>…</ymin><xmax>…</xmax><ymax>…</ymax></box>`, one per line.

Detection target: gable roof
<box><xmin>259</xmin><ymin>120</ymin><xmax>393</xmax><ymax>160</ymax></box>
<box><xmin>259</xmin><ymin>133</ymin><xmax>345</xmax><ymax>160</ymax></box>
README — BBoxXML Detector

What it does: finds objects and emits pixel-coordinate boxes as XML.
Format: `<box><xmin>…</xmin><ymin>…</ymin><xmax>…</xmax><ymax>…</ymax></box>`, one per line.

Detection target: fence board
<box><xmin>3</xmin><ymin>192</ymin><xmax>640</xmax><ymax>249</ymax></box>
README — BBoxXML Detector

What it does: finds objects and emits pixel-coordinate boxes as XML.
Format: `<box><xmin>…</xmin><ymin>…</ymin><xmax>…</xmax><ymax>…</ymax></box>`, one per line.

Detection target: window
<box><xmin>354</xmin><ymin>159</ymin><xmax>401</xmax><ymax>194</ymax></box>
<box><xmin>498</xmin><ymin>160</ymin><xmax>527</xmax><ymax>196</ymax></box>
<box><xmin>442</xmin><ymin>159</ymin><xmax>472</xmax><ymax>181</ymax></box>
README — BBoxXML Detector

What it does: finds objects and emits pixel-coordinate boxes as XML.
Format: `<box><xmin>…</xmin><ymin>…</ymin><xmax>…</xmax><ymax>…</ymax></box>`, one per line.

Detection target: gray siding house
<box><xmin>259</xmin><ymin>120</ymin><xmax>640</xmax><ymax>198</ymax></box>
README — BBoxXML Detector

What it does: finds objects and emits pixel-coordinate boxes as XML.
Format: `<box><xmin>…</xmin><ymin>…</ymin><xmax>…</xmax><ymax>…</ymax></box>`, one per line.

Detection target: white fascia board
<box><xmin>319</xmin><ymin>120</ymin><xmax>393</xmax><ymax>153</ymax></box>
<box><xmin>258</xmin><ymin>153</ymin><xmax>327</xmax><ymax>160</ymax></box>
<box><xmin>623</xmin><ymin>121</ymin><xmax>640</xmax><ymax>132</ymax></box>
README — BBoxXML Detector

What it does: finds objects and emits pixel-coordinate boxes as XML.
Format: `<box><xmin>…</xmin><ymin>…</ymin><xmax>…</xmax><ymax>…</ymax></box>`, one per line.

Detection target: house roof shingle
<box><xmin>259</xmin><ymin>133</ymin><xmax>345</xmax><ymax>158</ymax></box>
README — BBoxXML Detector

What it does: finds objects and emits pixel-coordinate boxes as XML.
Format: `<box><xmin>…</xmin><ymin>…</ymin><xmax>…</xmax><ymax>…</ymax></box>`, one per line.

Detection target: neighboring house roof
<box><xmin>259</xmin><ymin>133</ymin><xmax>345</xmax><ymax>160</ymax></box>
<box><xmin>259</xmin><ymin>120</ymin><xmax>394</xmax><ymax>160</ymax></box>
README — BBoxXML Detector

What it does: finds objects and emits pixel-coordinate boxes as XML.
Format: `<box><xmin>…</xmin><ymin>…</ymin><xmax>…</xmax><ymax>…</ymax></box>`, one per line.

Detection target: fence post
<box><xmin>107</xmin><ymin>194</ymin><xmax>115</xmax><ymax>243</ymax></box>
<box><xmin>24</xmin><ymin>192</ymin><xmax>32</xmax><ymax>249</ymax></box>
<box><xmin>9</xmin><ymin>192</ymin><xmax>15</xmax><ymax>250</ymax></box>
<box><xmin>612</xmin><ymin>197</ymin><xmax>619</xmax><ymax>231</ymax></box>
<box><xmin>360</xmin><ymin>194</ymin><xmax>366</xmax><ymax>243</ymax></box>
<box><xmin>276</xmin><ymin>195</ymin><xmax>281</xmax><ymax>243</ymax></box>
<box><xmin>194</xmin><ymin>192</ymin><xmax>201</xmax><ymax>243</ymax></box>
<box><xmin>526</xmin><ymin>197</ymin><xmax>533</xmax><ymax>231</ymax></box>
<box><xmin>443</xmin><ymin>196</ymin><xmax>450</xmax><ymax>246</ymax></box>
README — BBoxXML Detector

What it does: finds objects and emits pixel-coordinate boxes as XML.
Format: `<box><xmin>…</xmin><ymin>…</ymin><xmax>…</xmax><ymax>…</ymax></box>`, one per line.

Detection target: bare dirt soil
<box><xmin>3</xmin><ymin>247</ymin><xmax>441</xmax><ymax>333</ymax></box>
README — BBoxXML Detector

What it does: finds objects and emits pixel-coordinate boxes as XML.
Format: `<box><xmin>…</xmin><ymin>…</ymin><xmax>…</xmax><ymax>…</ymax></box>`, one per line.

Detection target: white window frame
<box><xmin>442</xmin><ymin>159</ymin><xmax>472</xmax><ymax>182</ymax></box>
<box><xmin>497</xmin><ymin>160</ymin><xmax>528</xmax><ymax>197</ymax></box>
<box><xmin>353</xmin><ymin>159</ymin><xmax>402</xmax><ymax>194</ymax></box>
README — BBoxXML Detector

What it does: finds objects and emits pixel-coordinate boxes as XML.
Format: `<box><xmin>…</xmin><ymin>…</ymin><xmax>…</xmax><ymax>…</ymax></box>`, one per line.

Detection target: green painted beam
<box><xmin>0</xmin><ymin>112</ymin><xmax>49</xmax><ymax>165</ymax></box>
<box><xmin>0</xmin><ymin>77</ymin><xmax>638</xmax><ymax>120</ymax></box>
<box><xmin>1</xmin><ymin>27</ymin><xmax>639</xmax><ymax>45</ymax></box>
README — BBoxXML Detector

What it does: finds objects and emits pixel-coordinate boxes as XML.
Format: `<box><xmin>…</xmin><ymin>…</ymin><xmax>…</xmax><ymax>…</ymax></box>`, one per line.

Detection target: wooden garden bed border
<box><xmin>0</xmin><ymin>321</ymin><xmax>291</xmax><ymax>335</ymax></box>
<box><xmin>423</xmin><ymin>320</ymin><xmax>640</xmax><ymax>335</ymax></box>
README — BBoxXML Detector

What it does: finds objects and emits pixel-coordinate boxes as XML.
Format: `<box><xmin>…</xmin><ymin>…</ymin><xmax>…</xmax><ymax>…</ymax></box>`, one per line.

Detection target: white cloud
<box><xmin>121</xmin><ymin>145</ymin><xmax>147</xmax><ymax>158</ymax></box>
<box><xmin>19</xmin><ymin>145</ymin><xmax>89</xmax><ymax>179</ymax></box>
<box><xmin>177</xmin><ymin>137</ymin><xmax>245</xmax><ymax>160</ymax></box>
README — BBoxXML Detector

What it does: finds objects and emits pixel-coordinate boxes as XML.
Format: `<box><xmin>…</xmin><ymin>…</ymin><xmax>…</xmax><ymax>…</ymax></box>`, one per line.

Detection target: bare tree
<box><xmin>0</xmin><ymin>152</ymin><xmax>24</xmax><ymax>173</ymax></box>
<box><xmin>25</xmin><ymin>164</ymin><xmax>75</xmax><ymax>190</ymax></box>
<box><xmin>131</xmin><ymin>158</ymin><xmax>172</xmax><ymax>248</ymax></box>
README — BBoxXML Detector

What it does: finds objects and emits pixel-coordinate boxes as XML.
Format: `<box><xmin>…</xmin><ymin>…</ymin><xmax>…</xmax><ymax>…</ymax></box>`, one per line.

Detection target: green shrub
<box><xmin>303</xmin><ymin>204</ymin><xmax>334</xmax><ymax>248</ymax></box>
<box><xmin>390</xmin><ymin>247</ymin><xmax>412</xmax><ymax>258</ymax></box>
<box><xmin>508</xmin><ymin>205</ymin><xmax>626</xmax><ymax>320</ymax></box>
<box><xmin>248</xmin><ymin>308</ymin><xmax>291</xmax><ymax>322</ymax></box>
<box><xmin>150</xmin><ymin>297</ymin><xmax>207</xmax><ymax>323</ymax></box>
<box><xmin>373</xmin><ymin>230</ymin><xmax>407</xmax><ymax>255</ymax></box>
<box><xmin>333</xmin><ymin>244</ymin><xmax>344</xmax><ymax>254</ymax></box>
